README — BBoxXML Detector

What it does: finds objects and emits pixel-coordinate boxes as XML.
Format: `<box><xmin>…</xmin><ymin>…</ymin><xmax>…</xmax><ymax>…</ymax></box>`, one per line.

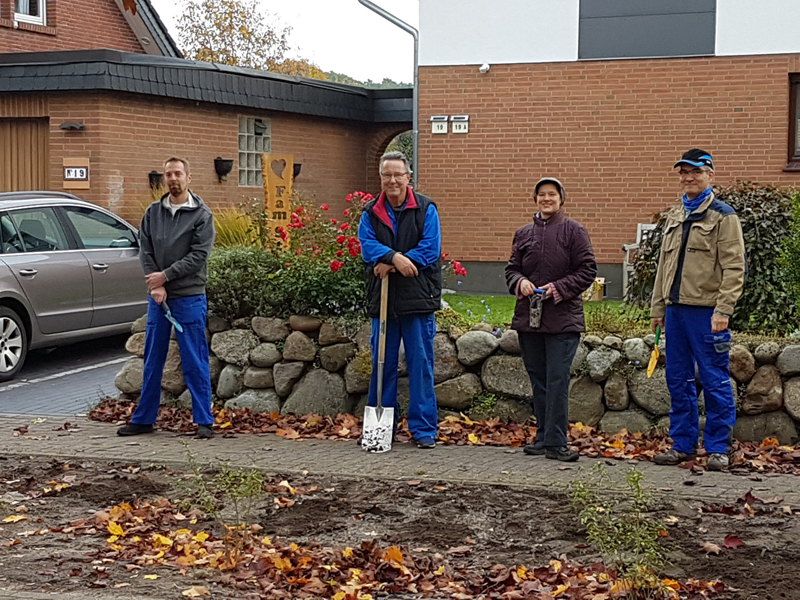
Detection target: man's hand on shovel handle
<box><xmin>374</xmin><ymin>263</ymin><xmax>396</xmax><ymax>279</ymax></box>
<box><xmin>392</xmin><ymin>253</ymin><xmax>418</xmax><ymax>277</ymax></box>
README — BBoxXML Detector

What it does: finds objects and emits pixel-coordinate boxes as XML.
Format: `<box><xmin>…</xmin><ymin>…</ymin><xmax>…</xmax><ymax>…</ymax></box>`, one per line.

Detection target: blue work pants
<box><xmin>367</xmin><ymin>313</ymin><xmax>438</xmax><ymax>441</ymax></box>
<box><xmin>133</xmin><ymin>295</ymin><xmax>213</xmax><ymax>426</ymax></box>
<box><xmin>665</xmin><ymin>304</ymin><xmax>735</xmax><ymax>454</ymax></box>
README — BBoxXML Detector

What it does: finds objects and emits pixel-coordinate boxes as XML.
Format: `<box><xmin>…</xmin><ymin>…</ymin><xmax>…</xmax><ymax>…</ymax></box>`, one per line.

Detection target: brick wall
<box><xmin>0</xmin><ymin>92</ymin><xmax>383</xmax><ymax>224</ymax></box>
<box><xmin>419</xmin><ymin>54</ymin><xmax>800</xmax><ymax>265</ymax></box>
<box><xmin>0</xmin><ymin>0</ymin><xmax>143</xmax><ymax>53</ymax></box>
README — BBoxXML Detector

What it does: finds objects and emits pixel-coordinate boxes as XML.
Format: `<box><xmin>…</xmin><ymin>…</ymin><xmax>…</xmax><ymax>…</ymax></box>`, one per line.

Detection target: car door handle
<box><xmin>19</xmin><ymin>269</ymin><xmax>38</xmax><ymax>277</ymax></box>
<box><xmin>92</xmin><ymin>263</ymin><xmax>109</xmax><ymax>272</ymax></box>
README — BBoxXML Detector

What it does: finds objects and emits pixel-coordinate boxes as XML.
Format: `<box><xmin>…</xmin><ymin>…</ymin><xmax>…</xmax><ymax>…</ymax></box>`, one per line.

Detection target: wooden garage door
<box><xmin>0</xmin><ymin>118</ymin><xmax>49</xmax><ymax>192</ymax></box>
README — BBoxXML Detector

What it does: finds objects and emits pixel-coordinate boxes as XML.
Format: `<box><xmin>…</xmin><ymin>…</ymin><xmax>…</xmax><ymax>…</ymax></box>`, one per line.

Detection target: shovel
<box><xmin>361</xmin><ymin>276</ymin><xmax>394</xmax><ymax>453</ymax></box>
<box><xmin>162</xmin><ymin>300</ymin><xmax>184</xmax><ymax>334</ymax></box>
<box><xmin>647</xmin><ymin>324</ymin><xmax>661</xmax><ymax>377</ymax></box>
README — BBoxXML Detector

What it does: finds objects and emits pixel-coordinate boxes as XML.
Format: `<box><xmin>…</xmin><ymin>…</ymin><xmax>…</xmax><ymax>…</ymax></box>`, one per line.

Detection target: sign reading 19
<box><xmin>64</xmin><ymin>167</ymin><xmax>88</xmax><ymax>181</ymax></box>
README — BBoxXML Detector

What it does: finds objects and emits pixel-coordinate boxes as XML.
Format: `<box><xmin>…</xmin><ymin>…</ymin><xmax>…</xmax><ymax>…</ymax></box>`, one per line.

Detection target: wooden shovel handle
<box><xmin>378</xmin><ymin>276</ymin><xmax>389</xmax><ymax>363</ymax></box>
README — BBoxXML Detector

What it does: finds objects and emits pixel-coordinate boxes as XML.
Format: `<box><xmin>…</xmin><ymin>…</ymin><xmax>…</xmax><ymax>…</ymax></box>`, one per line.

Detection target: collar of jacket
<box><xmin>372</xmin><ymin>186</ymin><xmax>419</xmax><ymax>230</ymax></box>
<box><xmin>672</xmin><ymin>192</ymin><xmax>716</xmax><ymax>223</ymax></box>
<box><xmin>159</xmin><ymin>191</ymin><xmax>203</xmax><ymax>211</ymax></box>
<box><xmin>533</xmin><ymin>208</ymin><xmax>565</xmax><ymax>226</ymax></box>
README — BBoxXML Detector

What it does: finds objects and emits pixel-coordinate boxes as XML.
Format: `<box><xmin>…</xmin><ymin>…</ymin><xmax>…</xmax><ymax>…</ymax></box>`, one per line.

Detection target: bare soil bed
<box><xmin>0</xmin><ymin>455</ymin><xmax>798</xmax><ymax>599</ymax></box>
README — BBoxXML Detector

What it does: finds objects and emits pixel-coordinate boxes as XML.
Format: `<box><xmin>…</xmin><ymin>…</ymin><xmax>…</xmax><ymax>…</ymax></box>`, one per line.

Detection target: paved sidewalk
<box><xmin>2</xmin><ymin>413</ymin><xmax>799</xmax><ymax>505</ymax></box>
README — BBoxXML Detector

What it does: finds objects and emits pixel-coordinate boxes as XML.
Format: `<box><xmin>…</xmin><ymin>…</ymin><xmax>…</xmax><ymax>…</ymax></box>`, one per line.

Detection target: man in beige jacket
<box><xmin>650</xmin><ymin>149</ymin><xmax>746</xmax><ymax>471</ymax></box>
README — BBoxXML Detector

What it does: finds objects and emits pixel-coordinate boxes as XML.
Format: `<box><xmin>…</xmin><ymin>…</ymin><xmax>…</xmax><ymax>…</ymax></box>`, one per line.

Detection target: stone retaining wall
<box><xmin>116</xmin><ymin>316</ymin><xmax>800</xmax><ymax>445</ymax></box>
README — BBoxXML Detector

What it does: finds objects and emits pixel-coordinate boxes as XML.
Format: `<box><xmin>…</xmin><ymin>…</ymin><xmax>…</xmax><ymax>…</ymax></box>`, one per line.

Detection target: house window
<box><xmin>790</xmin><ymin>76</ymin><xmax>800</xmax><ymax>168</ymax></box>
<box><xmin>238</xmin><ymin>117</ymin><xmax>271</xmax><ymax>187</ymax></box>
<box><xmin>15</xmin><ymin>0</ymin><xmax>46</xmax><ymax>26</ymax></box>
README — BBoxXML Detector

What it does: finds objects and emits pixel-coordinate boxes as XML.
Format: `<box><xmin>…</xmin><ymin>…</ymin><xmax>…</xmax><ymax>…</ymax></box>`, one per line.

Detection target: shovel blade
<box><xmin>361</xmin><ymin>405</ymin><xmax>394</xmax><ymax>453</ymax></box>
<box><xmin>646</xmin><ymin>346</ymin><xmax>659</xmax><ymax>378</ymax></box>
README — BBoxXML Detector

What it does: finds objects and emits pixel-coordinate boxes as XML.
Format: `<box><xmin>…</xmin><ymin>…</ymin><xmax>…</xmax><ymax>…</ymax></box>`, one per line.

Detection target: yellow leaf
<box><xmin>261</xmin><ymin>536</ymin><xmax>272</xmax><ymax>545</ymax></box>
<box><xmin>144</xmin><ymin>574</ymin><xmax>159</xmax><ymax>580</ymax></box>
<box><xmin>278</xmin><ymin>480</ymin><xmax>296</xmax><ymax>495</ymax></box>
<box><xmin>3</xmin><ymin>515</ymin><xmax>28</xmax><ymax>523</ymax></box>
<box><xmin>273</xmin><ymin>556</ymin><xmax>292</xmax><ymax>572</ymax></box>
<box><xmin>597</xmin><ymin>572</ymin><xmax>609</xmax><ymax>582</ymax></box>
<box><xmin>193</xmin><ymin>532</ymin><xmax>210</xmax><ymax>543</ymax></box>
<box><xmin>182</xmin><ymin>585</ymin><xmax>211</xmax><ymax>597</ymax></box>
<box><xmin>175</xmin><ymin>528</ymin><xmax>192</xmax><ymax>536</ymax></box>
<box><xmin>360</xmin><ymin>595</ymin><xmax>373</xmax><ymax>600</ymax></box>
<box><xmin>190</xmin><ymin>518</ymin><xmax>198</xmax><ymax>524</ymax></box>
<box><xmin>152</xmin><ymin>533</ymin><xmax>173</xmax><ymax>548</ymax></box>
<box><xmin>220</xmin><ymin>422</ymin><xmax>232</xmax><ymax>429</ymax></box>
<box><xmin>459</xmin><ymin>413</ymin><xmax>475</xmax><ymax>425</ymax></box>
<box><xmin>289</xmin><ymin>542</ymin><xmax>299</xmax><ymax>551</ymax></box>
<box><xmin>434</xmin><ymin>565</ymin><xmax>445</xmax><ymax>576</ymax></box>
<box><xmin>342</xmin><ymin>547</ymin><xmax>354</xmax><ymax>558</ymax></box>
<box><xmin>384</xmin><ymin>546</ymin><xmax>403</xmax><ymax>563</ymax></box>
<box><xmin>549</xmin><ymin>559</ymin><xmax>562</xmax><ymax>572</ymax></box>
<box><xmin>133</xmin><ymin>536</ymin><xmax>141</xmax><ymax>542</ymax></box>
<box><xmin>107</xmin><ymin>535</ymin><xmax>119</xmax><ymax>543</ymax></box>
<box><xmin>610</xmin><ymin>439</ymin><xmax>626</xmax><ymax>450</ymax></box>
<box><xmin>554</xmin><ymin>583</ymin><xmax>570</xmax><ymax>596</ymax></box>
<box><xmin>517</xmin><ymin>565</ymin><xmax>527</xmax><ymax>579</ymax></box>
<box><xmin>107</xmin><ymin>522</ymin><xmax>125</xmax><ymax>536</ymax></box>
<box><xmin>662</xmin><ymin>578</ymin><xmax>681</xmax><ymax>590</ymax></box>
<box><xmin>333</xmin><ymin>592</ymin><xmax>346</xmax><ymax>600</ymax></box>
<box><xmin>468</xmin><ymin>433</ymin><xmax>479</xmax><ymax>444</ymax></box>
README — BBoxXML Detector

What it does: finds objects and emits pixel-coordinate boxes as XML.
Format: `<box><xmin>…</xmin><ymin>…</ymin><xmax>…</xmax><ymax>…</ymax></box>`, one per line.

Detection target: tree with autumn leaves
<box><xmin>175</xmin><ymin>0</ymin><xmax>328</xmax><ymax>80</ymax></box>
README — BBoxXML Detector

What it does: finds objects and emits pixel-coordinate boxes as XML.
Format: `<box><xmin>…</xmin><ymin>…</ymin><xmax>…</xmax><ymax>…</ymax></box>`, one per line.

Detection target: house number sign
<box><xmin>64</xmin><ymin>167</ymin><xmax>89</xmax><ymax>180</ymax></box>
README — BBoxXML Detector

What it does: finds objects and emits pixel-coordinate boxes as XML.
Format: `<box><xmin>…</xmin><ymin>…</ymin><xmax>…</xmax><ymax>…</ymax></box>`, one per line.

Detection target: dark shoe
<box><xmin>706</xmin><ymin>453</ymin><xmax>729</xmax><ymax>471</ymax></box>
<box><xmin>545</xmin><ymin>446</ymin><xmax>579</xmax><ymax>462</ymax></box>
<box><xmin>195</xmin><ymin>425</ymin><xmax>214</xmax><ymax>439</ymax></box>
<box><xmin>523</xmin><ymin>441</ymin><xmax>546</xmax><ymax>456</ymax></box>
<box><xmin>116</xmin><ymin>423</ymin><xmax>154</xmax><ymax>436</ymax></box>
<box><xmin>654</xmin><ymin>448</ymin><xmax>696</xmax><ymax>466</ymax></box>
<box><xmin>413</xmin><ymin>437</ymin><xmax>436</xmax><ymax>449</ymax></box>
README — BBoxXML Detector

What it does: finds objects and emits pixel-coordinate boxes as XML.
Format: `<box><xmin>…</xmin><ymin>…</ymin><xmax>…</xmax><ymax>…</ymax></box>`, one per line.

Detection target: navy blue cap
<box><xmin>674</xmin><ymin>148</ymin><xmax>714</xmax><ymax>169</ymax></box>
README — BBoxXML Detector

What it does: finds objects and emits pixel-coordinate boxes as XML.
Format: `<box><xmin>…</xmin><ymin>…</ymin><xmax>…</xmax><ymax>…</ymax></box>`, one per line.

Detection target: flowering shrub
<box><xmin>206</xmin><ymin>191</ymin><xmax>466</xmax><ymax>320</ymax></box>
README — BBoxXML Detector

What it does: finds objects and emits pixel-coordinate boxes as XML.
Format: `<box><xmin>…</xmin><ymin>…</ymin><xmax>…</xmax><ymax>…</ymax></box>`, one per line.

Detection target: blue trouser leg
<box><xmin>666</xmin><ymin>304</ymin><xmax>735</xmax><ymax>454</ymax></box>
<box><xmin>133</xmin><ymin>296</ymin><xmax>172</xmax><ymax>425</ymax></box>
<box><xmin>170</xmin><ymin>295</ymin><xmax>214</xmax><ymax>426</ymax></box>
<box><xmin>665</xmin><ymin>304</ymin><xmax>701</xmax><ymax>453</ymax></box>
<box><xmin>401</xmin><ymin>313</ymin><xmax>438</xmax><ymax>440</ymax></box>
<box><xmin>367</xmin><ymin>317</ymin><xmax>401</xmax><ymax>433</ymax></box>
<box><xmin>519</xmin><ymin>331</ymin><xmax>580</xmax><ymax>448</ymax></box>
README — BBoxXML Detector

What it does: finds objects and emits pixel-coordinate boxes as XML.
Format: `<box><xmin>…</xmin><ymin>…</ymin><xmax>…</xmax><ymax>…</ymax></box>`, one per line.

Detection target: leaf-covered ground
<box><xmin>90</xmin><ymin>399</ymin><xmax>800</xmax><ymax>475</ymax></box>
<box><xmin>4</xmin><ymin>456</ymin><xmax>800</xmax><ymax>599</ymax></box>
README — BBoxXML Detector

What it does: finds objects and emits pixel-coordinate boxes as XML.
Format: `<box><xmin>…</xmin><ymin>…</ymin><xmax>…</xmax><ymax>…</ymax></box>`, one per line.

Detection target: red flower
<box><xmin>295</xmin><ymin>249</ymin><xmax>302</xmax><ymax>255</ymax></box>
<box><xmin>330</xmin><ymin>260</ymin><xmax>343</xmax><ymax>272</ymax></box>
<box><xmin>336</xmin><ymin>249</ymin><xmax>344</xmax><ymax>257</ymax></box>
<box><xmin>314</xmin><ymin>249</ymin><xmax>322</xmax><ymax>255</ymax></box>
<box><xmin>330</xmin><ymin>219</ymin><xmax>338</xmax><ymax>225</ymax></box>
<box><xmin>343</xmin><ymin>208</ymin><xmax>350</xmax><ymax>216</ymax></box>
<box><xmin>280</xmin><ymin>231</ymin><xmax>288</xmax><ymax>241</ymax></box>
<box><xmin>349</xmin><ymin>246</ymin><xmax>360</xmax><ymax>258</ymax></box>
<box><xmin>321</xmin><ymin>203</ymin><xmax>329</xmax><ymax>211</ymax></box>
<box><xmin>348</xmin><ymin>236</ymin><xmax>359</xmax><ymax>245</ymax></box>
<box><xmin>276</xmin><ymin>226</ymin><xmax>284</xmax><ymax>233</ymax></box>
<box><xmin>291</xmin><ymin>212</ymin><xmax>298</xmax><ymax>219</ymax></box>
<box><xmin>285</xmin><ymin>263</ymin><xmax>291</xmax><ymax>268</ymax></box>
<box><xmin>339</xmin><ymin>223</ymin><xmax>350</xmax><ymax>231</ymax></box>
<box><xmin>345</xmin><ymin>194</ymin><xmax>353</xmax><ymax>202</ymax></box>
<box><xmin>336</xmin><ymin>235</ymin><xmax>346</xmax><ymax>244</ymax></box>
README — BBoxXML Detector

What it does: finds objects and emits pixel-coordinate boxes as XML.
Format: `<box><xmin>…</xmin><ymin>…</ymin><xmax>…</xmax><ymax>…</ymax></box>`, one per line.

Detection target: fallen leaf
<box><xmin>406</xmin><ymin>480</ymin><xmax>421</xmax><ymax>486</ymax></box>
<box><xmin>700</xmin><ymin>541</ymin><xmax>721</xmax><ymax>555</ymax></box>
<box><xmin>143</xmin><ymin>574</ymin><xmax>159</xmax><ymax>580</ymax></box>
<box><xmin>723</xmin><ymin>535</ymin><xmax>744</xmax><ymax>548</ymax></box>
<box><xmin>384</xmin><ymin>546</ymin><xmax>403</xmax><ymax>563</ymax></box>
<box><xmin>182</xmin><ymin>586</ymin><xmax>211</xmax><ymax>597</ymax></box>
<box><xmin>3</xmin><ymin>515</ymin><xmax>28</xmax><ymax>523</ymax></box>
<box><xmin>107</xmin><ymin>522</ymin><xmax>124</xmax><ymax>537</ymax></box>
<box><xmin>447</xmin><ymin>545</ymin><xmax>473</xmax><ymax>555</ymax></box>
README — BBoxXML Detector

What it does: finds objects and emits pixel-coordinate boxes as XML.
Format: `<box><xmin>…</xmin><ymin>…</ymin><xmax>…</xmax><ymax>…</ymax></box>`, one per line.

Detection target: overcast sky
<box><xmin>149</xmin><ymin>0</ymin><xmax>419</xmax><ymax>83</ymax></box>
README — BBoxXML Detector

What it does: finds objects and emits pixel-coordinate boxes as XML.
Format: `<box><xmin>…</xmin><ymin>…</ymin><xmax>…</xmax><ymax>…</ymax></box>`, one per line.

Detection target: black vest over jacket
<box><xmin>365</xmin><ymin>192</ymin><xmax>441</xmax><ymax>319</ymax></box>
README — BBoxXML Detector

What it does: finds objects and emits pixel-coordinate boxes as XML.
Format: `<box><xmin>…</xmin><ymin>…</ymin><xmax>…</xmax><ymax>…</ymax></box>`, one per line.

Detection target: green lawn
<box><xmin>445</xmin><ymin>293</ymin><xmax>649</xmax><ymax>335</ymax></box>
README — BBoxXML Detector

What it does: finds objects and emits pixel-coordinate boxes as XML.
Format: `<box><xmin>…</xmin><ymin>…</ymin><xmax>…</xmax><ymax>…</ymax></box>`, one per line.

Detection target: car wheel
<box><xmin>0</xmin><ymin>306</ymin><xmax>27</xmax><ymax>381</ymax></box>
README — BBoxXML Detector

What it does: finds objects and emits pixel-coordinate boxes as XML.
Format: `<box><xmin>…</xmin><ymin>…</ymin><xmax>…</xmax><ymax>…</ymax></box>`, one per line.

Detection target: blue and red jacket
<box><xmin>358</xmin><ymin>187</ymin><xmax>442</xmax><ymax>318</ymax></box>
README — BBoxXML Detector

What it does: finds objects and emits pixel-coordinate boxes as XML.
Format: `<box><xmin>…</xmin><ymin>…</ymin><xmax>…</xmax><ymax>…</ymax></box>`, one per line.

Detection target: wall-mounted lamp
<box><xmin>214</xmin><ymin>157</ymin><xmax>234</xmax><ymax>182</ymax></box>
<box><xmin>148</xmin><ymin>170</ymin><xmax>164</xmax><ymax>189</ymax></box>
<box><xmin>293</xmin><ymin>163</ymin><xmax>302</xmax><ymax>179</ymax></box>
<box><xmin>59</xmin><ymin>121</ymin><xmax>86</xmax><ymax>131</ymax></box>
<box><xmin>479</xmin><ymin>63</ymin><xmax>491</xmax><ymax>73</ymax></box>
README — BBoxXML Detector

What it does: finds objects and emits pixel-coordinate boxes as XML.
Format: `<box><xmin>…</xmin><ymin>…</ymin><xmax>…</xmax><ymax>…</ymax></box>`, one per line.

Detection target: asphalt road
<box><xmin>0</xmin><ymin>334</ymin><xmax>129</xmax><ymax>416</ymax></box>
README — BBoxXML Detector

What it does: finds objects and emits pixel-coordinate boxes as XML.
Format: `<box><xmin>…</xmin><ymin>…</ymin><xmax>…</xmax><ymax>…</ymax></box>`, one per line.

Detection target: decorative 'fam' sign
<box><xmin>262</xmin><ymin>153</ymin><xmax>294</xmax><ymax>244</ymax></box>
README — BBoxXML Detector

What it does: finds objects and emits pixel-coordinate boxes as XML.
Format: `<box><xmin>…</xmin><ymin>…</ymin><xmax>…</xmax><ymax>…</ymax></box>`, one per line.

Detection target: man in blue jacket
<box><xmin>358</xmin><ymin>151</ymin><xmax>442</xmax><ymax>448</ymax></box>
<box><xmin>117</xmin><ymin>157</ymin><xmax>216</xmax><ymax>439</ymax></box>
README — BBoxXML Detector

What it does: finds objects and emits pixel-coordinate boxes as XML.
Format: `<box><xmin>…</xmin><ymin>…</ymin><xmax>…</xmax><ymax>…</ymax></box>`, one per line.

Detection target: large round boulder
<box><xmin>281</xmin><ymin>370</ymin><xmax>348</xmax><ymax>416</ymax></box>
<box><xmin>282</xmin><ymin>331</ymin><xmax>317</xmax><ymax>362</ymax></box>
<box><xmin>598</xmin><ymin>409</ymin><xmax>653</xmax><ymax>434</ymax></box>
<box><xmin>481</xmin><ymin>355</ymin><xmax>532</xmax><ymax>400</ymax></box>
<box><xmin>225</xmin><ymin>389</ymin><xmax>281</xmax><ymax>413</ymax></box>
<box><xmin>568</xmin><ymin>376</ymin><xmax>604</xmax><ymax>426</ymax></box>
<box><xmin>628</xmin><ymin>368</ymin><xmax>671</xmax><ymax>416</ymax></box>
<box><xmin>783</xmin><ymin>377</ymin><xmax>800</xmax><ymax>422</ymax></box>
<box><xmin>603</xmin><ymin>371</ymin><xmax>630</xmax><ymax>411</ymax></box>
<box><xmin>776</xmin><ymin>345</ymin><xmax>800</xmax><ymax>376</ymax></box>
<box><xmin>250</xmin><ymin>343</ymin><xmax>282</xmax><ymax>368</ymax></box>
<box><xmin>251</xmin><ymin>317</ymin><xmax>290</xmax><ymax>342</ymax></box>
<box><xmin>729</xmin><ymin>344</ymin><xmax>756</xmax><ymax>383</ymax></box>
<box><xmin>622</xmin><ymin>338</ymin><xmax>650</xmax><ymax>368</ymax></box>
<box><xmin>161</xmin><ymin>341</ymin><xmax>186</xmax><ymax>395</ymax></box>
<box><xmin>434</xmin><ymin>333</ymin><xmax>463</xmax><ymax>383</ymax></box>
<box><xmin>754</xmin><ymin>342</ymin><xmax>781</xmax><ymax>366</ymax></box>
<box><xmin>456</xmin><ymin>330</ymin><xmax>500</xmax><ymax>366</ymax></box>
<box><xmin>273</xmin><ymin>361</ymin><xmax>306</xmax><ymax>397</ymax></box>
<box><xmin>742</xmin><ymin>365</ymin><xmax>783</xmax><ymax>415</ymax></box>
<box><xmin>435</xmin><ymin>373</ymin><xmax>482</xmax><ymax>411</ymax></box>
<box><xmin>733</xmin><ymin>412</ymin><xmax>798</xmax><ymax>445</ymax></box>
<box><xmin>586</xmin><ymin>347</ymin><xmax>621</xmax><ymax>382</ymax></box>
<box><xmin>319</xmin><ymin>343</ymin><xmax>356</xmax><ymax>372</ymax></box>
<box><xmin>211</xmin><ymin>329</ymin><xmax>259</xmax><ymax>366</ymax></box>
<box><xmin>243</xmin><ymin>366</ymin><xmax>274</xmax><ymax>389</ymax></box>
<box><xmin>216</xmin><ymin>364</ymin><xmax>244</xmax><ymax>399</ymax></box>
<box><xmin>499</xmin><ymin>329</ymin><xmax>520</xmax><ymax>354</ymax></box>
<box><xmin>115</xmin><ymin>357</ymin><xmax>144</xmax><ymax>394</ymax></box>
<box><xmin>318</xmin><ymin>322</ymin><xmax>351</xmax><ymax>346</ymax></box>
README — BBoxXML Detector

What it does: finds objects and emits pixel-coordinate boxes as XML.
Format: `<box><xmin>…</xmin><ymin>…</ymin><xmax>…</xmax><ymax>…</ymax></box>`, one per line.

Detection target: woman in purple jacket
<box><xmin>505</xmin><ymin>178</ymin><xmax>597</xmax><ymax>462</ymax></box>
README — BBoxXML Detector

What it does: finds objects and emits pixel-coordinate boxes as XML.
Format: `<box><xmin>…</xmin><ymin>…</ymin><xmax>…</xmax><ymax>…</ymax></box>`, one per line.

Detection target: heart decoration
<box><xmin>271</xmin><ymin>159</ymin><xmax>287</xmax><ymax>179</ymax></box>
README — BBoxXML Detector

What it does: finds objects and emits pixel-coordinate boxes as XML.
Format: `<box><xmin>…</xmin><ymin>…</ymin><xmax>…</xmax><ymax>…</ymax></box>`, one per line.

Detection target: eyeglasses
<box><xmin>678</xmin><ymin>168</ymin><xmax>711</xmax><ymax>178</ymax></box>
<box><xmin>380</xmin><ymin>172</ymin><xmax>409</xmax><ymax>181</ymax></box>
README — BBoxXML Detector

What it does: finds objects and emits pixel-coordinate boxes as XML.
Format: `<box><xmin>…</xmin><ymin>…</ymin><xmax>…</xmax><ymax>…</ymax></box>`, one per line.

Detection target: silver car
<box><xmin>0</xmin><ymin>191</ymin><xmax>148</xmax><ymax>381</ymax></box>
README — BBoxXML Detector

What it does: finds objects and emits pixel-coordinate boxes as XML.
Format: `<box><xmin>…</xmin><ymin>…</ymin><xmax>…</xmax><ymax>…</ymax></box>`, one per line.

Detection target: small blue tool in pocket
<box><xmin>162</xmin><ymin>301</ymin><xmax>184</xmax><ymax>333</ymax></box>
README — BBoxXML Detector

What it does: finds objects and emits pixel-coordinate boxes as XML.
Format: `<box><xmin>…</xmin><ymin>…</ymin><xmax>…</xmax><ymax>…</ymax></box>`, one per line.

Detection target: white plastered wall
<box><xmin>419</xmin><ymin>0</ymin><xmax>579</xmax><ymax>66</ymax></box>
<box><xmin>716</xmin><ymin>0</ymin><xmax>800</xmax><ymax>56</ymax></box>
